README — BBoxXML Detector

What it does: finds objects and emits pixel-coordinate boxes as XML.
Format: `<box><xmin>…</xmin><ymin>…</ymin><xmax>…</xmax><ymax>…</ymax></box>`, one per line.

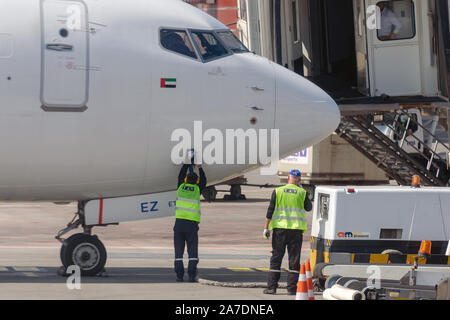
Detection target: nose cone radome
<box><xmin>274</xmin><ymin>64</ymin><xmax>341</xmax><ymax>157</ymax></box>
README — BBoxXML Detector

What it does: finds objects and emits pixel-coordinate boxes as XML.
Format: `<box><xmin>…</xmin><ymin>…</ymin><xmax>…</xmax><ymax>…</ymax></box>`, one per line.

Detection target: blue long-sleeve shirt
<box><xmin>177</xmin><ymin>164</ymin><xmax>207</xmax><ymax>191</ymax></box>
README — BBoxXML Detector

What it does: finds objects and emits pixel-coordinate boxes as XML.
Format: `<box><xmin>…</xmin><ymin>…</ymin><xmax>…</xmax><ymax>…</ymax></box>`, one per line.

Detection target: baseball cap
<box><xmin>289</xmin><ymin>169</ymin><xmax>301</xmax><ymax>177</ymax></box>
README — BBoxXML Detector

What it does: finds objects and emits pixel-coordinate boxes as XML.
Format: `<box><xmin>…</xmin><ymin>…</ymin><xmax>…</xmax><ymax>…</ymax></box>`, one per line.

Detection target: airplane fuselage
<box><xmin>0</xmin><ymin>0</ymin><xmax>340</xmax><ymax>201</ymax></box>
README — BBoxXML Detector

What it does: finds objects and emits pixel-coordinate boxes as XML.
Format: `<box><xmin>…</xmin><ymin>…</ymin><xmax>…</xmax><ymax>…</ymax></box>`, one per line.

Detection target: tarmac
<box><xmin>0</xmin><ymin>185</ymin><xmax>319</xmax><ymax>300</ymax></box>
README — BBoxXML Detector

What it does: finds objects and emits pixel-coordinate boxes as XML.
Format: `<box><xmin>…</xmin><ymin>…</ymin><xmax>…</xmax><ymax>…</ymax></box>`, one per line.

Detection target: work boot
<box><xmin>263</xmin><ymin>288</ymin><xmax>277</xmax><ymax>295</ymax></box>
<box><xmin>176</xmin><ymin>276</ymin><xmax>184</xmax><ymax>282</ymax></box>
<box><xmin>188</xmin><ymin>276</ymin><xmax>198</xmax><ymax>283</ymax></box>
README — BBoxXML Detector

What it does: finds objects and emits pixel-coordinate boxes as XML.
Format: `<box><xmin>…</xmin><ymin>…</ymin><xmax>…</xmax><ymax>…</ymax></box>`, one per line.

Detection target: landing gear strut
<box><xmin>224</xmin><ymin>184</ymin><xmax>246</xmax><ymax>201</ymax></box>
<box><xmin>56</xmin><ymin>201</ymin><xmax>107</xmax><ymax>277</ymax></box>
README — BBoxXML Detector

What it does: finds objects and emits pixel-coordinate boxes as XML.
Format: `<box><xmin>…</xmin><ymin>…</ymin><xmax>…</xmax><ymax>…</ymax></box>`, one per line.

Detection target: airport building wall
<box><xmin>184</xmin><ymin>0</ymin><xmax>239</xmax><ymax>34</ymax></box>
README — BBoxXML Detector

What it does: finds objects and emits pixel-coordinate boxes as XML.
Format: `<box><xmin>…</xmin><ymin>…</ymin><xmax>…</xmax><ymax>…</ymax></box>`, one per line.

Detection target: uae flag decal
<box><xmin>161</xmin><ymin>78</ymin><xmax>177</xmax><ymax>88</ymax></box>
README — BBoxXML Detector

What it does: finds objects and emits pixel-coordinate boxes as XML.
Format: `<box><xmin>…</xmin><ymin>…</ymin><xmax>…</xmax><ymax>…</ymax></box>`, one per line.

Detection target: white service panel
<box><xmin>372</xmin><ymin>44</ymin><xmax>421</xmax><ymax>96</ymax></box>
<box><xmin>85</xmin><ymin>191</ymin><xmax>177</xmax><ymax>226</ymax></box>
<box><xmin>41</xmin><ymin>0</ymin><xmax>89</xmax><ymax>107</ymax></box>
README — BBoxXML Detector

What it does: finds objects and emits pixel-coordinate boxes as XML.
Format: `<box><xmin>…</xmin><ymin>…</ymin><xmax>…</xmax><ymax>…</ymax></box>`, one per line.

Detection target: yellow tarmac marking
<box><xmin>0</xmin><ymin>267</ymin><xmax>8</xmax><ymax>272</ymax></box>
<box><xmin>22</xmin><ymin>272</ymin><xmax>38</xmax><ymax>277</ymax></box>
<box><xmin>227</xmin><ymin>267</ymin><xmax>253</xmax><ymax>272</ymax></box>
<box><xmin>12</xmin><ymin>267</ymin><xmax>39</xmax><ymax>272</ymax></box>
<box><xmin>255</xmin><ymin>268</ymin><xmax>269</xmax><ymax>272</ymax></box>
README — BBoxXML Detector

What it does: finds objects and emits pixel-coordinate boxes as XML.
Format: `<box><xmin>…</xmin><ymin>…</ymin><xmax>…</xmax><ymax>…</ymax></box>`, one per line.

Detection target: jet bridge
<box><xmin>336</xmin><ymin>108</ymin><xmax>450</xmax><ymax>186</ymax></box>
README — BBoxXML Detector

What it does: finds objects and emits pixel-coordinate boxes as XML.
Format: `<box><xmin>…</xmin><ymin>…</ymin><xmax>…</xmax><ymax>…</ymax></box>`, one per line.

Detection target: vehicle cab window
<box><xmin>376</xmin><ymin>0</ymin><xmax>416</xmax><ymax>41</ymax></box>
<box><xmin>190</xmin><ymin>31</ymin><xmax>229</xmax><ymax>62</ymax></box>
<box><xmin>160</xmin><ymin>29</ymin><xmax>197</xmax><ymax>59</ymax></box>
<box><xmin>216</xmin><ymin>31</ymin><xmax>249</xmax><ymax>53</ymax></box>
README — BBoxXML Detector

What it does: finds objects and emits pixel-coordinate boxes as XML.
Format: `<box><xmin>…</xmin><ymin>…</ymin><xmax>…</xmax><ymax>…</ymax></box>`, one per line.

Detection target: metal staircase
<box><xmin>336</xmin><ymin>110</ymin><xmax>450</xmax><ymax>186</ymax></box>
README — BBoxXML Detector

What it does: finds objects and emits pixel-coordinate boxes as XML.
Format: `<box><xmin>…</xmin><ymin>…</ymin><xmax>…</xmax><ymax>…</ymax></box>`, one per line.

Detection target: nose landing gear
<box><xmin>56</xmin><ymin>201</ymin><xmax>107</xmax><ymax>277</ymax></box>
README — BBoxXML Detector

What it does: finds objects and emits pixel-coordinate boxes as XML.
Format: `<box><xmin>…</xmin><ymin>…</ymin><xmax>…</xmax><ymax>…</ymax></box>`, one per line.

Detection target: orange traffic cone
<box><xmin>296</xmin><ymin>264</ymin><xmax>308</xmax><ymax>300</ymax></box>
<box><xmin>305</xmin><ymin>260</ymin><xmax>315</xmax><ymax>300</ymax></box>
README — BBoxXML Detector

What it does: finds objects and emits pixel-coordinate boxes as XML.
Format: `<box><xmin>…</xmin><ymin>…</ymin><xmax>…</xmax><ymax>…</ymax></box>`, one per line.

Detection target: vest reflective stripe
<box><xmin>175</xmin><ymin>207</ymin><xmax>201</xmax><ymax>214</ymax></box>
<box><xmin>270</xmin><ymin>184</ymin><xmax>307</xmax><ymax>231</ymax></box>
<box><xmin>176</xmin><ymin>197</ymin><xmax>201</xmax><ymax>204</ymax></box>
<box><xmin>274</xmin><ymin>208</ymin><xmax>305</xmax><ymax>213</ymax></box>
<box><xmin>175</xmin><ymin>183</ymin><xmax>201</xmax><ymax>223</ymax></box>
<box><xmin>271</xmin><ymin>216</ymin><xmax>307</xmax><ymax>222</ymax></box>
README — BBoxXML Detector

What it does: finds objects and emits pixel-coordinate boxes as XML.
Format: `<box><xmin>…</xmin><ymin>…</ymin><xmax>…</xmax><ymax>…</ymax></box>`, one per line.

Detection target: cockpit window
<box><xmin>190</xmin><ymin>31</ymin><xmax>229</xmax><ymax>61</ymax></box>
<box><xmin>160</xmin><ymin>29</ymin><xmax>197</xmax><ymax>59</ymax></box>
<box><xmin>217</xmin><ymin>31</ymin><xmax>249</xmax><ymax>53</ymax></box>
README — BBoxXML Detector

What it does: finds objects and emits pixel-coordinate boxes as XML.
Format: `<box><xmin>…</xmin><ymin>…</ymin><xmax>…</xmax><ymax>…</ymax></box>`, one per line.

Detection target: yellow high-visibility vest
<box><xmin>175</xmin><ymin>183</ymin><xmax>201</xmax><ymax>223</ymax></box>
<box><xmin>269</xmin><ymin>184</ymin><xmax>307</xmax><ymax>231</ymax></box>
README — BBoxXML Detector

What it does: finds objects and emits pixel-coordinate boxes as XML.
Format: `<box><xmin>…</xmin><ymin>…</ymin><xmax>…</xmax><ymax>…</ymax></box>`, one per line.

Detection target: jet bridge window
<box><xmin>217</xmin><ymin>31</ymin><xmax>249</xmax><ymax>53</ymax></box>
<box><xmin>191</xmin><ymin>31</ymin><xmax>229</xmax><ymax>62</ymax></box>
<box><xmin>160</xmin><ymin>29</ymin><xmax>197</xmax><ymax>59</ymax></box>
<box><xmin>376</xmin><ymin>0</ymin><xmax>416</xmax><ymax>41</ymax></box>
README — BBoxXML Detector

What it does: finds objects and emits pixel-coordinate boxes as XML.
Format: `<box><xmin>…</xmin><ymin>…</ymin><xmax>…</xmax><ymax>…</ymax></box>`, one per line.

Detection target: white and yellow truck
<box><xmin>309</xmin><ymin>185</ymin><xmax>450</xmax><ymax>272</ymax></box>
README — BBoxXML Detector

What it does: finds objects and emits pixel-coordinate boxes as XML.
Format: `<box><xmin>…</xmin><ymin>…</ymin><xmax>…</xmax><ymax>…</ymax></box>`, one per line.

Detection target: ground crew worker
<box><xmin>263</xmin><ymin>169</ymin><xmax>312</xmax><ymax>295</ymax></box>
<box><xmin>377</xmin><ymin>1</ymin><xmax>403</xmax><ymax>40</ymax></box>
<box><xmin>174</xmin><ymin>163</ymin><xmax>207</xmax><ymax>282</ymax></box>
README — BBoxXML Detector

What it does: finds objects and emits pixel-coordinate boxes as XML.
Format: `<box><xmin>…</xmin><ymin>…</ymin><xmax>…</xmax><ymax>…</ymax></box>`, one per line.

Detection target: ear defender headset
<box><xmin>185</xmin><ymin>174</ymin><xmax>200</xmax><ymax>185</ymax></box>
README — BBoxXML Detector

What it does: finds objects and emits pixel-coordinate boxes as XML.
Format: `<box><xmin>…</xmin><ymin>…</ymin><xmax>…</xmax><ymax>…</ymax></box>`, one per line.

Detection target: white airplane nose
<box><xmin>274</xmin><ymin>64</ymin><xmax>341</xmax><ymax>157</ymax></box>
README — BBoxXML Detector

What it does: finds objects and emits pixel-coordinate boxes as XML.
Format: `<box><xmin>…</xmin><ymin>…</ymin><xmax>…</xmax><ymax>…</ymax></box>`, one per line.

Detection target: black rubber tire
<box><xmin>60</xmin><ymin>233</ymin><xmax>87</xmax><ymax>267</ymax></box>
<box><xmin>201</xmin><ymin>186</ymin><xmax>217</xmax><ymax>202</ymax></box>
<box><xmin>60</xmin><ymin>245</ymin><xmax>66</xmax><ymax>267</ymax></box>
<box><xmin>63</xmin><ymin>234</ymin><xmax>107</xmax><ymax>276</ymax></box>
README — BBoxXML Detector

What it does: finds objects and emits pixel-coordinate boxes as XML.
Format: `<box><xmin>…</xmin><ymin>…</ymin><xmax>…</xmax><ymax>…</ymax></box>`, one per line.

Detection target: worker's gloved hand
<box><xmin>263</xmin><ymin>229</ymin><xmax>271</xmax><ymax>240</ymax></box>
<box><xmin>185</xmin><ymin>149</ymin><xmax>195</xmax><ymax>164</ymax></box>
<box><xmin>187</xmin><ymin>149</ymin><xmax>195</xmax><ymax>161</ymax></box>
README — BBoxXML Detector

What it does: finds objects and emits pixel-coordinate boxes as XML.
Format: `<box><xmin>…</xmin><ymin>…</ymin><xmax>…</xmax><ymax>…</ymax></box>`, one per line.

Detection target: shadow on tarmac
<box><xmin>0</xmin><ymin>267</ymin><xmax>288</xmax><ymax>284</ymax></box>
<box><xmin>203</xmin><ymin>199</ymin><xmax>269</xmax><ymax>203</ymax></box>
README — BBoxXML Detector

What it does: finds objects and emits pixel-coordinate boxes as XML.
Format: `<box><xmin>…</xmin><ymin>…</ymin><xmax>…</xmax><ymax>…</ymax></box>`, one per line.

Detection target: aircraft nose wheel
<box><xmin>74</xmin><ymin>243</ymin><xmax>99</xmax><ymax>269</ymax></box>
<box><xmin>60</xmin><ymin>233</ymin><xmax>107</xmax><ymax>276</ymax></box>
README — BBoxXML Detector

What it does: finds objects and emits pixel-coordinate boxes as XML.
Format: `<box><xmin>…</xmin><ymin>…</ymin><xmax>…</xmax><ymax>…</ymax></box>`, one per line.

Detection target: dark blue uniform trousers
<box><xmin>174</xmin><ymin>230</ymin><xmax>199</xmax><ymax>279</ymax></box>
<box><xmin>267</xmin><ymin>229</ymin><xmax>303</xmax><ymax>292</ymax></box>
